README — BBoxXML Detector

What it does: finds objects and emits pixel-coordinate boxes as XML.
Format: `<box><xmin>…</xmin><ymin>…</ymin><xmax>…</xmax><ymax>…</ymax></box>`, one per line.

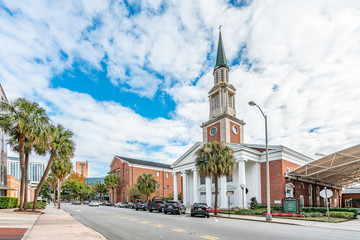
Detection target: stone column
<box><xmin>173</xmin><ymin>172</ymin><xmax>178</xmax><ymax>201</ymax></box>
<box><xmin>220</xmin><ymin>176</ymin><xmax>227</xmax><ymax>208</ymax></box>
<box><xmin>238</xmin><ymin>160</ymin><xmax>246</xmax><ymax>209</ymax></box>
<box><xmin>193</xmin><ymin>169</ymin><xmax>198</xmax><ymax>203</ymax></box>
<box><xmin>205</xmin><ymin>177</ymin><xmax>212</xmax><ymax>206</ymax></box>
<box><xmin>182</xmin><ymin>171</ymin><xmax>187</xmax><ymax>205</ymax></box>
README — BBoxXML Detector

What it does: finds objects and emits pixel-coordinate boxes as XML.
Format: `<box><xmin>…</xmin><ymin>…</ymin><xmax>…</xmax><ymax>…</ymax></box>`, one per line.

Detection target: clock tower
<box><xmin>201</xmin><ymin>29</ymin><xmax>245</xmax><ymax>143</ymax></box>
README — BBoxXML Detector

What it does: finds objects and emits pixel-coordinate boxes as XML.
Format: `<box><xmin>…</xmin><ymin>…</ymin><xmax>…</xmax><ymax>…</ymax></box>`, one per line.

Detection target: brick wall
<box><xmin>6</xmin><ymin>175</ymin><xmax>34</xmax><ymax>203</ymax></box>
<box><xmin>229</xmin><ymin>122</ymin><xmax>240</xmax><ymax>143</ymax></box>
<box><xmin>207</xmin><ymin>122</ymin><xmax>220</xmax><ymax>142</ymax></box>
<box><xmin>342</xmin><ymin>193</ymin><xmax>360</xmax><ymax>207</ymax></box>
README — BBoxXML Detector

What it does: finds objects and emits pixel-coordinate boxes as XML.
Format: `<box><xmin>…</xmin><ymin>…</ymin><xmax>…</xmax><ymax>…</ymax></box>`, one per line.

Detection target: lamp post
<box><xmin>240</xmin><ymin>184</ymin><xmax>246</xmax><ymax>209</ymax></box>
<box><xmin>249</xmin><ymin>101</ymin><xmax>272</xmax><ymax>221</ymax></box>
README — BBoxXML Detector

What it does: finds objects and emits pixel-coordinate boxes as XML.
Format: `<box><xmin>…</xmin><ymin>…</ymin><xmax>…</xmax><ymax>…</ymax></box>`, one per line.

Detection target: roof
<box><xmin>114</xmin><ymin>156</ymin><xmax>171</xmax><ymax>169</ymax></box>
<box><xmin>215</xmin><ymin>30</ymin><xmax>228</xmax><ymax>69</ymax></box>
<box><xmin>342</xmin><ymin>188</ymin><xmax>360</xmax><ymax>194</ymax></box>
<box><xmin>288</xmin><ymin>144</ymin><xmax>360</xmax><ymax>188</ymax></box>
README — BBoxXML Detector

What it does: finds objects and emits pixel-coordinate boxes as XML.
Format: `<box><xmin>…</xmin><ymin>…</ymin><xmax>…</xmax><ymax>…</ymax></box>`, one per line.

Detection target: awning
<box><xmin>287</xmin><ymin>144</ymin><xmax>360</xmax><ymax>188</ymax></box>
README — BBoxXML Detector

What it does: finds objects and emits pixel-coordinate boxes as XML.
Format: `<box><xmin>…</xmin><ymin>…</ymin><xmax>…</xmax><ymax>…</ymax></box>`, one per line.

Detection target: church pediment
<box><xmin>171</xmin><ymin>142</ymin><xmax>203</xmax><ymax>168</ymax></box>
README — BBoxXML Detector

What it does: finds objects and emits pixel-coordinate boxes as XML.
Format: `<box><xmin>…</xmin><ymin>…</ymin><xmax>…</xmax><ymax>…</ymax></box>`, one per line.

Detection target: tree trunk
<box><xmin>33</xmin><ymin>150</ymin><xmax>56</xmax><ymax>211</ymax></box>
<box><xmin>57</xmin><ymin>180</ymin><xmax>61</xmax><ymax>209</ymax></box>
<box><xmin>214</xmin><ymin>175</ymin><xmax>218</xmax><ymax>216</ymax></box>
<box><xmin>53</xmin><ymin>187</ymin><xmax>56</xmax><ymax>207</ymax></box>
<box><xmin>23</xmin><ymin>152</ymin><xmax>29</xmax><ymax>210</ymax></box>
<box><xmin>18</xmin><ymin>134</ymin><xmax>25</xmax><ymax>211</ymax></box>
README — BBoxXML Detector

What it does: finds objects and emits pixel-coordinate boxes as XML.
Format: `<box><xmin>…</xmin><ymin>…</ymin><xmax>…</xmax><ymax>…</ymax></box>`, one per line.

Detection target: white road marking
<box><xmin>214</xmin><ymin>217</ymin><xmax>219</xmax><ymax>222</ymax></box>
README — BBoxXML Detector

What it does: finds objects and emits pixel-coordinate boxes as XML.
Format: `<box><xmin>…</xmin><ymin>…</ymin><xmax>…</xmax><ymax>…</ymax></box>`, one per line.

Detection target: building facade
<box><xmin>76</xmin><ymin>161</ymin><xmax>89</xmax><ymax>178</ymax></box>
<box><xmin>170</xmin><ymin>30</ymin><xmax>335</xmax><ymax>208</ymax></box>
<box><xmin>109</xmin><ymin>156</ymin><xmax>182</xmax><ymax>204</ymax></box>
<box><xmin>0</xmin><ymin>84</ymin><xmax>8</xmax><ymax>197</ymax></box>
<box><xmin>7</xmin><ymin>156</ymin><xmax>46</xmax><ymax>188</ymax></box>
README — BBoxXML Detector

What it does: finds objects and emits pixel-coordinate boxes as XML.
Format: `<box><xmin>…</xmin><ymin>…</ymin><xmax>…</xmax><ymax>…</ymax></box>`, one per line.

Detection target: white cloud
<box><xmin>2</xmin><ymin>0</ymin><xmax>360</xmax><ymax>176</ymax></box>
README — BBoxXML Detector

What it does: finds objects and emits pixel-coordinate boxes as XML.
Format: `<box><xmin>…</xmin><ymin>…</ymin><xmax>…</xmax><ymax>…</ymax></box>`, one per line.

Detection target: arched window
<box><xmin>308</xmin><ymin>184</ymin><xmax>313</xmax><ymax>207</ymax></box>
<box><xmin>221</xmin><ymin>70</ymin><xmax>224</xmax><ymax>81</ymax></box>
<box><xmin>316</xmin><ymin>186</ymin><xmax>320</xmax><ymax>207</ymax></box>
<box><xmin>216</xmin><ymin>71</ymin><xmax>219</xmax><ymax>84</ymax></box>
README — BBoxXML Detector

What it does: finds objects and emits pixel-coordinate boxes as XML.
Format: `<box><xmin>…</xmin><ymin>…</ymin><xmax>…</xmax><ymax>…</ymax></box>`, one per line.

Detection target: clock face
<box><xmin>210</xmin><ymin>127</ymin><xmax>217</xmax><ymax>136</ymax></box>
<box><xmin>232</xmin><ymin>125</ymin><xmax>238</xmax><ymax>134</ymax></box>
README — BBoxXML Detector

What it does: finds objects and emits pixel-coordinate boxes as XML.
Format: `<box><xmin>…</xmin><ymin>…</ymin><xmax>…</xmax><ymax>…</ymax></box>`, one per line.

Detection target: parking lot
<box><xmin>62</xmin><ymin>203</ymin><xmax>359</xmax><ymax>240</ymax></box>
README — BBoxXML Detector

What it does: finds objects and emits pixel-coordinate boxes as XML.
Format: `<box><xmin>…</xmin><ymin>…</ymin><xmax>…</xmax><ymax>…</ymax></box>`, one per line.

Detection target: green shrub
<box><xmin>301</xmin><ymin>212</ymin><xmax>323</xmax><ymax>217</ymax></box>
<box><xmin>236</xmin><ymin>209</ymin><xmax>256</xmax><ymax>215</ymax></box>
<box><xmin>27</xmin><ymin>201</ymin><xmax>46</xmax><ymax>209</ymax></box>
<box><xmin>0</xmin><ymin>197</ymin><xmax>18</xmax><ymax>209</ymax></box>
<box><xmin>301</xmin><ymin>207</ymin><xmax>358</xmax><ymax>218</ymax></box>
<box><xmin>329</xmin><ymin>211</ymin><xmax>354</xmax><ymax>219</ymax></box>
<box><xmin>250</xmin><ymin>197</ymin><xmax>258</xmax><ymax>209</ymax></box>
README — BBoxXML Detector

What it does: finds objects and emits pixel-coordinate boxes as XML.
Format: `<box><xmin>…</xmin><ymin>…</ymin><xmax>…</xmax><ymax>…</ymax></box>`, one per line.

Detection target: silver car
<box><xmin>89</xmin><ymin>201</ymin><xmax>100</xmax><ymax>207</ymax></box>
<box><xmin>114</xmin><ymin>202</ymin><xmax>126</xmax><ymax>208</ymax></box>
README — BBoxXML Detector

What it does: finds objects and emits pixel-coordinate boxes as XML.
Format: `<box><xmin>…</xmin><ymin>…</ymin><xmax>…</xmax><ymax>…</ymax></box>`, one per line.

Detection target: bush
<box><xmin>0</xmin><ymin>197</ymin><xmax>18</xmax><ymax>209</ymax></box>
<box><xmin>27</xmin><ymin>201</ymin><xmax>46</xmax><ymax>209</ymax></box>
<box><xmin>301</xmin><ymin>207</ymin><xmax>358</xmax><ymax>218</ymax></box>
<box><xmin>301</xmin><ymin>212</ymin><xmax>323</xmax><ymax>218</ymax></box>
<box><xmin>236</xmin><ymin>209</ymin><xmax>256</xmax><ymax>215</ymax></box>
<box><xmin>250</xmin><ymin>197</ymin><xmax>258</xmax><ymax>209</ymax></box>
<box><xmin>329</xmin><ymin>211</ymin><xmax>354</xmax><ymax>219</ymax></box>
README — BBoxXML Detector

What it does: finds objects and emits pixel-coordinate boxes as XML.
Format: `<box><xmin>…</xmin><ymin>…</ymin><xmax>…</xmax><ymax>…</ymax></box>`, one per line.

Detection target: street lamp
<box><xmin>249</xmin><ymin>101</ymin><xmax>272</xmax><ymax>221</ymax></box>
<box><xmin>240</xmin><ymin>184</ymin><xmax>246</xmax><ymax>209</ymax></box>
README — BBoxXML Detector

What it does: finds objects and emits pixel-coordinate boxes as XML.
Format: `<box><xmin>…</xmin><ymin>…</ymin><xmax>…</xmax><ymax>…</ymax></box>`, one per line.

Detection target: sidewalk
<box><xmin>25</xmin><ymin>206</ymin><xmax>105</xmax><ymax>240</ymax></box>
<box><xmin>214</xmin><ymin>213</ymin><xmax>360</xmax><ymax>232</ymax></box>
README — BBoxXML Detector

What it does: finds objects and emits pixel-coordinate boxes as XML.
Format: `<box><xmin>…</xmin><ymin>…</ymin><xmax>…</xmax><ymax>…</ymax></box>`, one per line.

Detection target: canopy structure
<box><xmin>287</xmin><ymin>144</ymin><xmax>360</xmax><ymax>188</ymax></box>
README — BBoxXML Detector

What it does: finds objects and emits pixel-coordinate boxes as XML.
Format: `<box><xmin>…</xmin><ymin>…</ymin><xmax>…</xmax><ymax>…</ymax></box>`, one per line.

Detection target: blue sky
<box><xmin>1</xmin><ymin>0</ymin><xmax>360</xmax><ymax>177</ymax></box>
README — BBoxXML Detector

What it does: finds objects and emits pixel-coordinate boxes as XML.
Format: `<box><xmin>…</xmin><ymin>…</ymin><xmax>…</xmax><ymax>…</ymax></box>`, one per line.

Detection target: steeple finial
<box><xmin>215</xmin><ymin>26</ymin><xmax>228</xmax><ymax>69</ymax></box>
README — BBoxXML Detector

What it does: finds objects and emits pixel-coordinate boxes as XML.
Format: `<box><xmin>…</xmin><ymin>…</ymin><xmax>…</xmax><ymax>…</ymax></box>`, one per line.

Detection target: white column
<box><xmin>173</xmin><ymin>172</ymin><xmax>178</xmax><ymax>201</ymax></box>
<box><xmin>182</xmin><ymin>171</ymin><xmax>187</xmax><ymax>205</ymax></box>
<box><xmin>220</xmin><ymin>176</ymin><xmax>227</xmax><ymax>208</ymax></box>
<box><xmin>193</xmin><ymin>169</ymin><xmax>198</xmax><ymax>203</ymax></box>
<box><xmin>238</xmin><ymin>160</ymin><xmax>246</xmax><ymax>209</ymax></box>
<box><xmin>205</xmin><ymin>177</ymin><xmax>212</xmax><ymax>206</ymax></box>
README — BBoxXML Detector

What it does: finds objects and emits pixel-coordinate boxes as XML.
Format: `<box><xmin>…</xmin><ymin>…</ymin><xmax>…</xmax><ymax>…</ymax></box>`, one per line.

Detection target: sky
<box><xmin>1</xmin><ymin>0</ymin><xmax>360</xmax><ymax>177</ymax></box>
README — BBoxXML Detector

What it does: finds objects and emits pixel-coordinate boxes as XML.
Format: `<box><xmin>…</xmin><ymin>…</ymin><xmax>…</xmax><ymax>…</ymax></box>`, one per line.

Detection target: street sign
<box><xmin>320</xmin><ymin>189</ymin><xmax>333</xmax><ymax>198</ymax></box>
<box><xmin>282</xmin><ymin>198</ymin><xmax>298</xmax><ymax>213</ymax></box>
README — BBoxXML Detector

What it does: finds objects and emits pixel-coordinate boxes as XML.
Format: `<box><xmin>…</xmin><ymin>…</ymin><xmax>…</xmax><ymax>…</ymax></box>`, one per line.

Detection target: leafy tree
<box><xmin>62</xmin><ymin>179</ymin><xmax>84</xmax><ymax>200</ymax></box>
<box><xmin>40</xmin><ymin>181</ymin><xmax>51</xmax><ymax>200</ymax></box>
<box><xmin>195</xmin><ymin>141</ymin><xmax>235</xmax><ymax>215</ymax></box>
<box><xmin>104</xmin><ymin>174</ymin><xmax>120</xmax><ymax>205</ymax></box>
<box><xmin>51</xmin><ymin>156</ymin><xmax>73</xmax><ymax>209</ymax></box>
<box><xmin>46</xmin><ymin>173</ymin><xmax>58</xmax><ymax>203</ymax></box>
<box><xmin>32</xmin><ymin>124</ymin><xmax>75</xmax><ymax>211</ymax></box>
<box><xmin>0</xmin><ymin>98</ymin><xmax>48</xmax><ymax>210</ymax></box>
<box><xmin>124</xmin><ymin>185</ymin><xmax>143</xmax><ymax>202</ymax></box>
<box><xmin>136</xmin><ymin>173</ymin><xmax>157</xmax><ymax>201</ymax></box>
<box><xmin>67</xmin><ymin>172</ymin><xmax>86</xmax><ymax>185</ymax></box>
<box><xmin>94</xmin><ymin>181</ymin><xmax>108</xmax><ymax>201</ymax></box>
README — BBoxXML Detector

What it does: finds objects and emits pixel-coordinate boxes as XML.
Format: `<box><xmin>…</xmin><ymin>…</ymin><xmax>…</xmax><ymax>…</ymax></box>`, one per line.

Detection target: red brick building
<box><xmin>342</xmin><ymin>188</ymin><xmax>360</xmax><ymax>208</ymax></box>
<box><xmin>108</xmin><ymin>156</ymin><xmax>182</xmax><ymax>204</ymax></box>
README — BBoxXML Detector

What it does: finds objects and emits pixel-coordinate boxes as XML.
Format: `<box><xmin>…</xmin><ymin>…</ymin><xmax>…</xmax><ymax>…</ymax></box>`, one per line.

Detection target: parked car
<box><xmin>83</xmin><ymin>200</ymin><xmax>90</xmax><ymax>205</ymax></box>
<box><xmin>191</xmin><ymin>203</ymin><xmax>210</xmax><ymax>218</ymax></box>
<box><xmin>114</xmin><ymin>202</ymin><xmax>126</xmax><ymax>208</ymax></box>
<box><xmin>148</xmin><ymin>201</ymin><xmax>166</xmax><ymax>213</ymax></box>
<box><xmin>73</xmin><ymin>200</ymin><xmax>81</xmax><ymax>205</ymax></box>
<box><xmin>135</xmin><ymin>202</ymin><xmax>147</xmax><ymax>211</ymax></box>
<box><xmin>99</xmin><ymin>201</ymin><xmax>105</xmax><ymax>206</ymax></box>
<box><xmin>163</xmin><ymin>201</ymin><xmax>186</xmax><ymax>215</ymax></box>
<box><xmin>89</xmin><ymin>201</ymin><xmax>100</xmax><ymax>207</ymax></box>
<box><xmin>126</xmin><ymin>202</ymin><xmax>136</xmax><ymax>209</ymax></box>
<box><xmin>104</xmin><ymin>201</ymin><xmax>112</xmax><ymax>206</ymax></box>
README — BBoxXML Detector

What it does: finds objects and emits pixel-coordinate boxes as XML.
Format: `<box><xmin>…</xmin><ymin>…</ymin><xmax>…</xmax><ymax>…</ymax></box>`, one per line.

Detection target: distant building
<box><xmin>7</xmin><ymin>156</ymin><xmax>46</xmax><ymax>188</ymax></box>
<box><xmin>0</xmin><ymin>84</ymin><xmax>8</xmax><ymax>197</ymax></box>
<box><xmin>86</xmin><ymin>177</ymin><xmax>104</xmax><ymax>186</ymax></box>
<box><xmin>76</xmin><ymin>161</ymin><xmax>88</xmax><ymax>178</ymax></box>
<box><xmin>109</xmin><ymin>156</ymin><xmax>181</xmax><ymax>204</ymax></box>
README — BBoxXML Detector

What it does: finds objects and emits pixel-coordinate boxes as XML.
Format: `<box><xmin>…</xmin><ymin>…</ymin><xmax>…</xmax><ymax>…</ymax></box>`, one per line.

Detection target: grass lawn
<box><xmin>283</xmin><ymin>216</ymin><xmax>348</xmax><ymax>223</ymax></box>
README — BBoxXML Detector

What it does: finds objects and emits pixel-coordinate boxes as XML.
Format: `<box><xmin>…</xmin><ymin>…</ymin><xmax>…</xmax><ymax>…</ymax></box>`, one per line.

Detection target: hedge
<box><xmin>301</xmin><ymin>212</ymin><xmax>323</xmax><ymax>218</ymax></box>
<box><xmin>301</xmin><ymin>207</ymin><xmax>358</xmax><ymax>218</ymax></box>
<box><xmin>27</xmin><ymin>201</ymin><xmax>46</xmax><ymax>209</ymax></box>
<box><xmin>0</xmin><ymin>196</ymin><xmax>18</xmax><ymax>209</ymax></box>
<box><xmin>329</xmin><ymin>211</ymin><xmax>354</xmax><ymax>219</ymax></box>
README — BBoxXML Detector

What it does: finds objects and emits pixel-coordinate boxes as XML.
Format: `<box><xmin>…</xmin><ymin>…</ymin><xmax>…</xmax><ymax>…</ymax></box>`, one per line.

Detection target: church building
<box><xmin>171</xmin><ymin>30</ymin><xmax>315</xmax><ymax>208</ymax></box>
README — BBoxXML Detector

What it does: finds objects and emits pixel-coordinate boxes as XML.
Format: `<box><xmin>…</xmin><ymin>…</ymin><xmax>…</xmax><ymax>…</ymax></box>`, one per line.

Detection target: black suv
<box><xmin>191</xmin><ymin>203</ymin><xmax>210</xmax><ymax>218</ymax></box>
<box><xmin>147</xmin><ymin>201</ymin><xmax>166</xmax><ymax>213</ymax></box>
<box><xmin>163</xmin><ymin>201</ymin><xmax>186</xmax><ymax>215</ymax></box>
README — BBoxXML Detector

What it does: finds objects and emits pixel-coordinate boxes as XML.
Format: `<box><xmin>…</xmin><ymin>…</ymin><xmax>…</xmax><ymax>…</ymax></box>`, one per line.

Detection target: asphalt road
<box><xmin>62</xmin><ymin>203</ymin><xmax>360</xmax><ymax>240</ymax></box>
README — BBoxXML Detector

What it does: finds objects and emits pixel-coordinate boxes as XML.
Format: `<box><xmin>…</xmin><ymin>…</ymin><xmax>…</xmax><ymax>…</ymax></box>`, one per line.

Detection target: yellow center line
<box><xmin>130</xmin><ymin>218</ymin><xmax>138</xmax><ymax>221</ymax></box>
<box><xmin>120</xmin><ymin>217</ymin><xmax>129</xmax><ymax>219</ymax></box>
<box><xmin>201</xmin><ymin>235</ymin><xmax>220</xmax><ymax>240</ymax></box>
<box><xmin>154</xmin><ymin>224</ymin><xmax>165</xmax><ymax>227</ymax></box>
<box><xmin>173</xmin><ymin>229</ymin><xmax>186</xmax><ymax>232</ymax></box>
<box><xmin>140</xmin><ymin>221</ymin><xmax>149</xmax><ymax>224</ymax></box>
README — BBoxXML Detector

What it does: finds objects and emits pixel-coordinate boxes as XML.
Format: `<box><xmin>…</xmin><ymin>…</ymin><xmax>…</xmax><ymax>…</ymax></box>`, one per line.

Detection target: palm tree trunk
<box><xmin>18</xmin><ymin>134</ymin><xmax>25</xmax><ymax>211</ymax></box>
<box><xmin>214</xmin><ymin>175</ymin><xmax>218</xmax><ymax>216</ymax></box>
<box><xmin>23</xmin><ymin>152</ymin><xmax>29</xmax><ymax>210</ymax></box>
<box><xmin>53</xmin><ymin>187</ymin><xmax>56</xmax><ymax>207</ymax></box>
<box><xmin>57</xmin><ymin>180</ymin><xmax>61</xmax><ymax>209</ymax></box>
<box><xmin>33</xmin><ymin>150</ymin><xmax>56</xmax><ymax>211</ymax></box>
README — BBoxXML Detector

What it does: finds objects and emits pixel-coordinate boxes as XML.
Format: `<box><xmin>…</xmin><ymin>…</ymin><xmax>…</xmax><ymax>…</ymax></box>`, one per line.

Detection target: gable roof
<box><xmin>113</xmin><ymin>156</ymin><xmax>171</xmax><ymax>169</ymax></box>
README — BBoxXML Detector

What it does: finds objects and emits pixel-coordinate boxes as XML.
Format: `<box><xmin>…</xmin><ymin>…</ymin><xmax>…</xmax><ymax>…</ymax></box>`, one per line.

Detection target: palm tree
<box><xmin>51</xmin><ymin>156</ymin><xmax>73</xmax><ymax>209</ymax></box>
<box><xmin>0</xmin><ymin>98</ymin><xmax>49</xmax><ymax>211</ymax></box>
<box><xmin>104</xmin><ymin>174</ymin><xmax>120</xmax><ymax>205</ymax></box>
<box><xmin>94</xmin><ymin>181</ymin><xmax>108</xmax><ymax>201</ymax></box>
<box><xmin>136</xmin><ymin>173</ymin><xmax>157</xmax><ymax>201</ymax></box>
<box><xmin>46</xmin><ymin>173</ymin><xmax>58</xmax><ymax>204</ymax></box>
<box><xmin>195</xmin><ymin>141</ymin><xmax>235</xmax><ymax>215</ymax></box>
<box><xmin>32</xmin><ymin>124</ymin><xmax>75</xmax><ymax>211</ymax></box>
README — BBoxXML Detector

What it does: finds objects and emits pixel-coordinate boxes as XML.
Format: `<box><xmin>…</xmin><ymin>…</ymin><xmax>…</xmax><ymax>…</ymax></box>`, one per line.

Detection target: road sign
<box><xmin>320</xmin><ymin>189</ymin><xmax>333</xmax><ymax>198</ymax></box>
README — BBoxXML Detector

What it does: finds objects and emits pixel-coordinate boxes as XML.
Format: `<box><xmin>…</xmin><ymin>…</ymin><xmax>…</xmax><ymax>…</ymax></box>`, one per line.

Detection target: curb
<box><xmin>21</xmin><ymin>212</ymin><xmax>42</xmax><ymax>240</ymax></box>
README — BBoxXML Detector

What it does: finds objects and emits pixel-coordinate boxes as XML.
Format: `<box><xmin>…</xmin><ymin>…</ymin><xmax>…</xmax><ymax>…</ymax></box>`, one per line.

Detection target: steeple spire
<box><xmin>215</xmin><ymin>27</ymin><xmax>228</xmax><ymax>69</ymax></box>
